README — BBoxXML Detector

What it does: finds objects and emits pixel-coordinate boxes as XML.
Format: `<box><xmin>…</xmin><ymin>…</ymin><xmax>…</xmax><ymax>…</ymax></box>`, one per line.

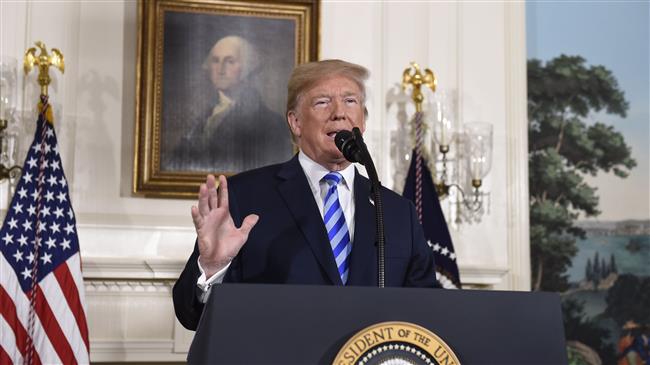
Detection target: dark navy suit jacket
<box><xmin>173</xmin><ymin>155</ymin><xmax>440</xmax><ymax>330</ymax></box>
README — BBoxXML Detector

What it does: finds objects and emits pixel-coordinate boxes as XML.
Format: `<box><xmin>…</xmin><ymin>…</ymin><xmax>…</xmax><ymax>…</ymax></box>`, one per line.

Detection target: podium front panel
<box><xmin>188</xmin><ymin>284</ymin><xmax>567</xmax><ymax>364</ymax></box>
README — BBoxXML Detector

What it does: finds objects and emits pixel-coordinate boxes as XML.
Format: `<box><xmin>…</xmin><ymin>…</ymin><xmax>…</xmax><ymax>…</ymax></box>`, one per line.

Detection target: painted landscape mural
<box><xmin>527</xmin><ymin>3</ymin><xmax>649</xmax><ymax>364</ymax></box>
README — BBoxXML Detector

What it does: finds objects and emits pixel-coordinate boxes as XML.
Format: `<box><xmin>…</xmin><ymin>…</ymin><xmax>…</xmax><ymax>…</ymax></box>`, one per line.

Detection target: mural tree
<box><xmin>605</xmin><ymin>274</ymin><xmax>650</xmax><ymax>326</ymax></box>
<box><xmin>528</xmin><ymin>55</ymin><xmax>636</xmax><ymax>291</ymax></box>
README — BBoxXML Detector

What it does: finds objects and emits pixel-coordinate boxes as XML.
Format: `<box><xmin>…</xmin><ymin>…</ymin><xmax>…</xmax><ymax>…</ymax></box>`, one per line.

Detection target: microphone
<box><xmin>334</xmin><ymin>129</ymin><xmax>366</xmax><ymax>164</ymax></box>
<box><xmin>334</xmin><ymin>127</ymin><xmax>386</xmax><ymax>288</ymax></box>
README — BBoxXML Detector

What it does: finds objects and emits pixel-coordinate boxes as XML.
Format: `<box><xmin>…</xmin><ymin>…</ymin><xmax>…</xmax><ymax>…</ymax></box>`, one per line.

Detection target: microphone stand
<box><xmin>352</xmin><ymin>128</ymin><xmax>385</xmax><ymax>288</ymax></box>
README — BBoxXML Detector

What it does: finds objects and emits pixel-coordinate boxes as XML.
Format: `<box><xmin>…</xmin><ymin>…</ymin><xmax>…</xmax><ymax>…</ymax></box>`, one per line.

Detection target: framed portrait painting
<box><xmin>134</xmin><ymin>0</ymin><xmax>319</xmax><ymax>197</ymax></box>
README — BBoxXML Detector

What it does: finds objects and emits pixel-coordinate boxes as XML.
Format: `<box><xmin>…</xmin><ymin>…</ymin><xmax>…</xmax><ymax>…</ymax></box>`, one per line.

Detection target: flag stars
<box><xmin>40</xmin><ymin>252</ymin><xmax>52</xmax><ymax>265</ymax></box>
<box><xmin>50</xmin><ymin>222</ymin><xmax>60</xmax><ymax>234</ymax></box>
<box><xmin>37</xmin><ymin>221</ymin><xmax>47</xmax><ymax>233</ymax></box>
<box><xmin>21</xmin><ymin>267</ymin><xmax>32</xmax><ymax>280</ymax></box>
<box><xmin>13</xmin><ymin>202</ymin><xmax>23</xmax><ymax>214</ymax></box>
<box><xmin>41</xmin><ymin>206</ymin><xmax>51</xmax><ymax>217</ymax></box>
<box><xmin>2</xmin><ymin>233</ymin><xmax>14</xmax><ymax>245</ymax></box>
<box><xmin>449</xmin><ymin>252</ymin><xmax>456</xmax><ymax>261</ymax></box>
<box><xmin>18</xmin><ymin>235</ymin><xmax>28</xmax><ymax>246</ymax></box>
<box><xmin>21</xmin><ymin>220</ymin><xmax>32</xmax><ymax>231</ymax></box>
<box><xmin>22</xmin><ymin>172</ymin><xmax>32</xmax><ymax>183</ymax></box>
<box><xmin>67</xmin><ymin>209</ymin><xmax>74</xmax><ymax>220</ymax></box>
<box><xmin>44</xmin><ymin>143</ymin><xmax>51</xmax><ymax>154</ymax></box>
<box><xmin>60</xmin><ymin>238</ymin><xmax>71</xmax><ymax>250</ymax></box>
<box><xmin>54</xmin><ymin>207</ymin><xmax>64</xmax><ymax>218</ymax></box>
<box><xmin>26</xmin><ymin>252</ymin><xmax>35</xmax><ymax>264</ymax></box>
<box><xmin>47</xmin><ymin>175</ymin><xmax>58</xmax><ymax>186</ymax></box>
<box><xmin>27</xmin><ymin>205</ymin><xmax>36</xmax><ymax>216</ymax></box>
<box><xmin>30</xmin><ymin>190</ymin><xmax>39</xmax><ymax>201</ymax></box>
<box><xmin>45</xmin><ymin>191</ymin><xmax>54</xmax><ymax>202</ymax></box>
<box><xmin>27</xmin><ymin>157</ymin><xmax>38</xmax><ymax>169</ymax></box>
<box><xmin>17</xmin><ymin>187</ymin><xmax>28</xmax><ymax>199</ymax></box>
<box><xmin>13</xmin><ymin>250</ymin><xmax>23</xmax><ymax>262</ymax></box>
<box><xmin>59</xmin><ymin>177</ymin><xmax>67</xmax><ymax>188</ymax></box>
<box><xmin>7</xmin><ymin>218</ymin><xmax>18</xmax><ymax>230</ymax></box>
<box><xmin>51</xmin><ymin>160</ymin><xmax>60</xmax><ymax>171</ymax></box>
<box><xmin>45</xmin><ymin>237</ymin><xmax>57</xmax><ymax>249</ymax></box>
<box><xmin>41</xmin><ymin>160</ymin><xmax>49</xmax><ymax>169</ymax></box>
<box><xmin>31</xmin><ymin>144</ymin><xmax>41</xmax><ymax>155</ymax></box>
<box><xmin>56</xmin><ymin>192</ymin><xmax>67</xmax><ymax>203</ymax></box>
<box><xmin>45</xmin><ymin>128</ymin><xmax>54</xmax><ymax>138</ymax></box>
<box><xmin>440</xmin><ymin>247</ymin><xmax>449</xmax><ymax>256</ymax></box>
<box><xmin>53</xmin><ymin>144</ymin><xmax>60</xmax><ymax>156</ymax></box>
<box><xmin>432</xmin><ymin>243</ymin><xmax>441</xmax><ymax>252</ymax></box>
<box><xmin>64</xmin><ymin>223</ymin><xmax>75</xmax><ymax>235</ymax></box>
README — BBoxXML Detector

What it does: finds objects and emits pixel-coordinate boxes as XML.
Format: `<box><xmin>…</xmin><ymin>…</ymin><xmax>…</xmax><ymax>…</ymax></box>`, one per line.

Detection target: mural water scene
<box><xmin>527</xmin><ymin>2</ymin><xmax>649</xmax><ymax>364</ymax></box>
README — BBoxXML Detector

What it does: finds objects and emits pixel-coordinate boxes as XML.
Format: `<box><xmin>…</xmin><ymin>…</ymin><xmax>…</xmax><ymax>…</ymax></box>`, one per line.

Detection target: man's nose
<box><xmin>331</xmin><ymin>99</ymin><xmax>346</xmax><ymax>120</ymax></box>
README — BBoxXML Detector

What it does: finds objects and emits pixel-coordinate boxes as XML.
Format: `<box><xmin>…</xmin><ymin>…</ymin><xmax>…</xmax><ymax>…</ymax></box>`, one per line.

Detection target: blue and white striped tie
<box><xmin>322</xmin><ymin>172</ymin><xmax>352</xmax><ymax>284</ymax></box>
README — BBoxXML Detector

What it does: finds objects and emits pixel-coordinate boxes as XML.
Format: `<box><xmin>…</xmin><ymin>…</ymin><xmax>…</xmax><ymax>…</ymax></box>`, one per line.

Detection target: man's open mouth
<box><xmin>326</xmin><ymin>130</ymin><xmax>341</xmax><ymax>138</ymax></box>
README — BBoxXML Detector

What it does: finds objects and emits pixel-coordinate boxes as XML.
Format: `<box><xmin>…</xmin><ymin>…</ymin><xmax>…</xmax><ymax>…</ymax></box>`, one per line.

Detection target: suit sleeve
<box><xmin>172</xmin><ymin>241</ymin><xmax>204</xmax><ymax>331</ymax></box>
<box><xmin>404</xmin><ymin>201</ymin><xmax>442</xmax><ymax>288</ymax></box>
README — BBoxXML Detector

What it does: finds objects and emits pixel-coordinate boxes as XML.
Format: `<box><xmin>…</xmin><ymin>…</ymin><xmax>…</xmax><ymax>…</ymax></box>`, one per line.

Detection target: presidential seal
<box><xmin>332</xmin><ymin>321</ymin><xmax>460</xmax><ymax>365</ymax></box>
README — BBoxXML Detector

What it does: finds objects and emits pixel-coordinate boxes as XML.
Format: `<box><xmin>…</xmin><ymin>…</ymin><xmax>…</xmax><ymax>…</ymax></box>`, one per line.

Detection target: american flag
<box><xmin>402</xmin><ymin>111</ymin><xmax>461</xmax><ymax>289</ymax></box>
<box><xmin>403</xmin><ymin>150</ymin><xmax>462</xmax><ymax>289</ymax></box>
<box><xmin>0</xmin><ymin>97</ymin><xmax>89</xmax><ymax>364</ymax></box>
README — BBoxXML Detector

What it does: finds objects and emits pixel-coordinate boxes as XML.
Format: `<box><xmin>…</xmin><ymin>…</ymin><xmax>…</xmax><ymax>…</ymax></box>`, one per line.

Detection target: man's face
<box><xmin>206</xmin><ymin>38</ymin><xmax>243</xmax><ymax>92</ymax></box>
<box><xmin>288</xmin><ymin>75</ymin><xmax>366</xmax><ymax>169</ymax></box>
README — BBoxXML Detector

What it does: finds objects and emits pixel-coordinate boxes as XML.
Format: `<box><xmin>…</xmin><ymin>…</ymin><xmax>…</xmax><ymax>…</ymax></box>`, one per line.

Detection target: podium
<box><xmin>188</xmin><ymin>284</ymin><xmax>567</xmax><ymax>364</ymax></box>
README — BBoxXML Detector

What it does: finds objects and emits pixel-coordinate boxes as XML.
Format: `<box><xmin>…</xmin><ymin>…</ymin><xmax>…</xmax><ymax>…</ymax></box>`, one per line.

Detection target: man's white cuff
<box><xmin>196</xmin><ymin>258</ymin><xmax>231</xmax><ymax>303</ymax></box>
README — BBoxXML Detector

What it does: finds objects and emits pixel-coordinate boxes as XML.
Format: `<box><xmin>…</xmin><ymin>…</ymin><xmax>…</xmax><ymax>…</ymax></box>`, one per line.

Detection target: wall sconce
<box><xmin>0</xmin><ymin>57</ymin><xmax>22</xmax><ymax>181</ymax></box>
<box><xmin>430</xmin><ymin>92</ymin><xmax>492</xmax><ymax>226</ymax></box>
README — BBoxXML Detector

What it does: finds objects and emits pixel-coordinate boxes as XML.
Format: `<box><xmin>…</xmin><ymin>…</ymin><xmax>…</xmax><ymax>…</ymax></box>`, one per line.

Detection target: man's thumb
<box><xmin>240</xmin><ymin>214</ymin><xmax>259</xmax><ymax>237</ymax></box>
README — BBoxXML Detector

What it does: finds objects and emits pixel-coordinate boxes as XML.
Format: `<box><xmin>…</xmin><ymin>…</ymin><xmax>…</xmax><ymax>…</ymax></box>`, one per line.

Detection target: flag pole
<box><xmin>23</xmin><ymin>41</ymin><xmax>65</xmax><ymax>365</ymax></box>
<box><xmin>402</xmin><ymin>62</ymin><xmax>437</xmax><ymax>223</ymax></box>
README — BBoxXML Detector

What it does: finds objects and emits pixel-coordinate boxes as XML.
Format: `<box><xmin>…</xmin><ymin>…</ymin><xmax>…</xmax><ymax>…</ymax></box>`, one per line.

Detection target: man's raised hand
<box><xmin>190</xmin><ymin>175</ymin><xmax>259</xmax><ymax>277</ymax></box>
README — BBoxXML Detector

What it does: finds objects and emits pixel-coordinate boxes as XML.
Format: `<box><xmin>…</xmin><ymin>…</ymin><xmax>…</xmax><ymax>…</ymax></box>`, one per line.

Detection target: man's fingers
<box><xmin>217</xmin><ymin>175</ymin><xmax>229</xmax><ymax>210</ymax></box>
<box><xmin>206</xmin><ymin>174</ymin><xmax>217</xmax><ymax>189</ymax></box>
<box><xmin>190</xmin><ymin>206</ymin><xmax>202</xmax><ymax>229</ymax></box>
<box><xmin>208</xmin><ymin>183</ymin><xmax>218</xmax><ymax>210</ymax></box>
<box><xmin>239</xmin><ymin>214</ymin><xmax>259</xmax><ymax>238</ymax></box>
<box><xmin>197</xmin><ymin>183</ymin><xmax>210</xmax><ymax>217</ymax></box>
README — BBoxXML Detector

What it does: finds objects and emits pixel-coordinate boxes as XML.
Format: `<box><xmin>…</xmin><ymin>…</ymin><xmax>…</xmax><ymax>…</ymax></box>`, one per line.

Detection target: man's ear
<box><xmin>287</xmin><ymin>111</ymin><xmax>301</xmax><ymax>137</ymax></box>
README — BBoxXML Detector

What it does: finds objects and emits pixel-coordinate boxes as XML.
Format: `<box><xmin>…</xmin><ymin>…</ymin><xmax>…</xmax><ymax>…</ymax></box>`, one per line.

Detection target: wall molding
<box><xmin>90</xmin><ymin>340</ymin><xmax>187</xmax><ymax>363</ymax></box>
<box><xmin>504</xmin><ymin>1</ymin><xmax>531</xmax><ymax>291</ymax></box>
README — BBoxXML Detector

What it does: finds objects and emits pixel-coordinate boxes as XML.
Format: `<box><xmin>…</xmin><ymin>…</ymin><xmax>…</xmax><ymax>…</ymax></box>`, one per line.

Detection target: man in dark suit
<box><xmin>173</xmin><ymin>59</ymin><xmax>441</xmax><ymax>331</ymax></box>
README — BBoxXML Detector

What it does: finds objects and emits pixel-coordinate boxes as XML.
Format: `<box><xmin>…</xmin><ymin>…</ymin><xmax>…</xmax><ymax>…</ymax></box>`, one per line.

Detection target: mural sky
<box><xmin>527</xmin><ymin>1</ymin><xmax>649</xmax><ymax>221</ymax></box>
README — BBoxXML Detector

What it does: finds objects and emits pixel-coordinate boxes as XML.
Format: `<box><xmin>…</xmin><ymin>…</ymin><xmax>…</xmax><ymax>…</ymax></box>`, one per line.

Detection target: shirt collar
<box><xmin>298</xmin><ymin>150</ymin><xmax>356</xmax><ymax>192</ymax></box>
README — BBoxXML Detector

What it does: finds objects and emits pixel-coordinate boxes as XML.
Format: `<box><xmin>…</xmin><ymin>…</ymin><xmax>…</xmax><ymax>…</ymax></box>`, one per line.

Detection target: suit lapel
<box><xmin>276</xmin><ymin>156</ymin><xmax>342</xmax><ymax>285</ymax></box>
<box><xmin>347</xmin><ymin>171</ymin><xmax>377</xmax><ymax>286</ymax></box>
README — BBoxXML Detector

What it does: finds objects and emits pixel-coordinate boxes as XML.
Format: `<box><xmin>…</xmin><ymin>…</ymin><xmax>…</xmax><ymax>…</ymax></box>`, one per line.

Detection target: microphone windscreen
<box><xmin>334</xmin><ymin>130</ymin><xmax>361</xmax><ymax>163</ymax></box>
<box><xmin>334</xmin><ymin>130</ymin><xmax>354</xmax><ymax>152</ymax></box>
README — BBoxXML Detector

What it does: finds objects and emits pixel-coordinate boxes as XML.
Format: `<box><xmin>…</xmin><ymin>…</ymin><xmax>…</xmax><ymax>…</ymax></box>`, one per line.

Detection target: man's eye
<box><xmin>345</xmin><ymin>98</ymin><xmax>358</xmax><ymax>104</ymax></box>
<box><xmin>314</xmin><ymin>100</ymin><xmax>329</xmax><ymax>107</ymax></box>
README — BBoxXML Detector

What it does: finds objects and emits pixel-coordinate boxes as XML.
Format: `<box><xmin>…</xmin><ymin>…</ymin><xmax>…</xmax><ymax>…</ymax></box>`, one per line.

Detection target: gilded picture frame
<box><xmin>134</xmin><ymin>0</ymin><xmax>319</xmax><ymax>198</ymax></box>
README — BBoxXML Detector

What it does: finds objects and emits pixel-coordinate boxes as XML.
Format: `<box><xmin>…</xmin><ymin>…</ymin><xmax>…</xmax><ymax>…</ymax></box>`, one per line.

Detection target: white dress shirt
<box><xmin>196</xmin><ymin>151</ymin><xmax>357</xmax><ymax>302</ymax></box>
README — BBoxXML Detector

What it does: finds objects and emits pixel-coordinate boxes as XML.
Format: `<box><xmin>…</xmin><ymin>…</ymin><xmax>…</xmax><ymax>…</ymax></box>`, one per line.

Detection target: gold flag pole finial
<box><xmin>24</xmin><ymin>41</ymin><xmax>65</xmax><ymax>96</ymax></box>
<box><xmin>401</xmin><ymin>62</ymin><xmax>436</xmax><ymax>112</ymax></box>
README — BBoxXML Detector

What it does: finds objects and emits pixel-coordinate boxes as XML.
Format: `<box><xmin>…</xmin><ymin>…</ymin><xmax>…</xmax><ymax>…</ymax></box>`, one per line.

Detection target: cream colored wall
<box><xmin>0</xmin><ymin>1</ymin><xmax>529</xmax><ymax>362</ymax></box>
